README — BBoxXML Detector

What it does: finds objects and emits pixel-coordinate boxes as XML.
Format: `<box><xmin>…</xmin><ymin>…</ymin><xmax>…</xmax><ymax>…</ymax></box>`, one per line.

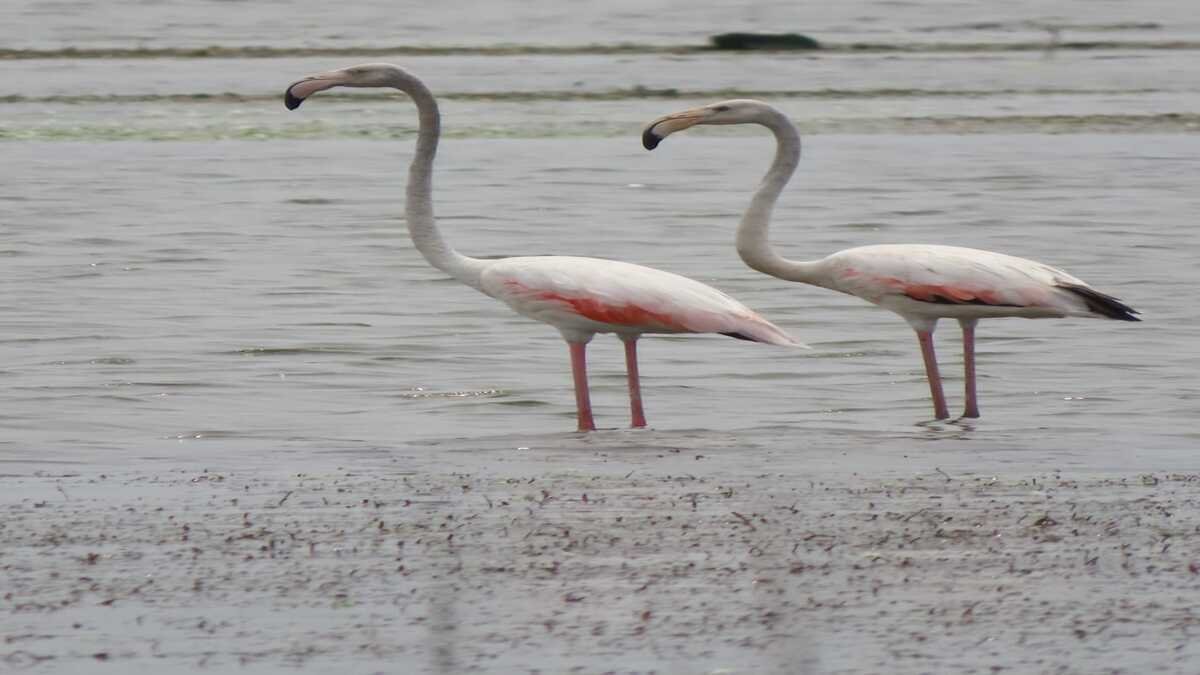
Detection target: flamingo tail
<box><xmin>1058</xmin><ymin>283</ymin><xmax>1140</xmax><ymax>322</ymax></box>
<box><xmin>720</xmin><ymin>321</ymin><xmax>808</xmax><ymax>348</ymax></box>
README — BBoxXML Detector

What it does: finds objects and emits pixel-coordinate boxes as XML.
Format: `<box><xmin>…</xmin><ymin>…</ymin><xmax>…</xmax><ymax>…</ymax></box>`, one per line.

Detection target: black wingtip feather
<box><xmin>1058</xmin><ymin>283</ymin><xmax>1141</xmax><ymax>321</ymax></box>
<box><xmin>720</xmin><ymin>331</ymin><xmax>758</xmax><ymax>342</ymax></box>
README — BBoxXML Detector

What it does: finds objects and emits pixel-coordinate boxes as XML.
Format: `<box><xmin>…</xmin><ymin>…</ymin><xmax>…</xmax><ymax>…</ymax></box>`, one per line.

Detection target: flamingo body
<box><xmin>643</xmin><ymin>99</ymin><xmax>1138</xmax><ymax>420</ymax></box>
<box><xmin>817</xmin><ymin>244</ymin><xmax>1129</xmax><ymax>327</ymax></box>
<box><xmin>284</xmin><ymin>65</ymin><xmax>799</xmax><ymax>432</ymax></box>
<box><xmin>480</xmin><ymin>256</ymin><xmax>797</xmax><ymax>345</ymax></box>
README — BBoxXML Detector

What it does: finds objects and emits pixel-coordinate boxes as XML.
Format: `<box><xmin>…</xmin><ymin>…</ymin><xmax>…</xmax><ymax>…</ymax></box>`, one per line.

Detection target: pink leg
<box><xmin>916</xmin><ymin>330</ymin><xmax>950</xmax><ymax>420</ymax></box>
<box><xmin>960</xmin><ymin>319</ymin><xmax>980</xmax><ymax>418</ymax></box>
<box><xmin>568</xmin><ymin>342</ymin><xmax>596</xmax><ymax>432</ymax></box>
<box><xmin>622</xmin><ymin>338</ymin><xmax>647</xmax><ymax>428</ymax></box>
<box><xmin>566</xmin><ymin>341</ymin><xmax>595</xmax><ymax>429</ymax></box>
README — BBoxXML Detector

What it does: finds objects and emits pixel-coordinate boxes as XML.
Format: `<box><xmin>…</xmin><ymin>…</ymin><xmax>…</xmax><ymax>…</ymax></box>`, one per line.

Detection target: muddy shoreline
<box><xmin>4</xmin><ymin>440</ymin><xmax>1198</xmax><ymax>674</ymax></box>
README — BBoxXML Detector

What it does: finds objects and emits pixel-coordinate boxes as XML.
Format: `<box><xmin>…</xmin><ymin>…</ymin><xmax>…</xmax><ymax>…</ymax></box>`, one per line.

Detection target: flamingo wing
<box><xmin>480</xmin><ymin>256</ymin><xmax>802</xmax><ymax>345</ymax></box>
<box><xmin>826</xmin><ymin>244</ymin><xmax>1138</xmax><ymax>320</ymax></box>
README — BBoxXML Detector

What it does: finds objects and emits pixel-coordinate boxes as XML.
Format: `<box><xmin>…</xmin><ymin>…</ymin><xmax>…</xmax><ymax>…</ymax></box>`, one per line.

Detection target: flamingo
<box><xmin>642</xmin><ymin>100</ymin><xmax>1139</xmax><ymax>420</ymax></box>
<box><xmin>283</xmin><ymin>65</ymin><xmax>801</xmax><ymax>432</ymax></box>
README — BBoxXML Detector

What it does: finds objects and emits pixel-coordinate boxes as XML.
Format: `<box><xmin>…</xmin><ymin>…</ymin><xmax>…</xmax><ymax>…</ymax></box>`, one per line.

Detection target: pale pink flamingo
<box><xmin>284</xmin><ymin>66</ymin><xmax>801</xmax><ymax>432</ymax></box>
<box><xmin>643</xmin><ymin>100</ymin><xmax>1139</xmax><ymax>420</ymax></box>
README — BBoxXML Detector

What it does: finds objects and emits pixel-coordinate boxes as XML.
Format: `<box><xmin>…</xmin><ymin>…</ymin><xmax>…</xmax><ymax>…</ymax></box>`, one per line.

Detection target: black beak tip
<box><xmin>284</xmin><ymin>86</ymin><xmax>304</xmax><ymax>110</ymax></box>
<box><xmin>642</xmin><ymin>127</ymin><xmax>662</xmax><ymax>151</ymax></box>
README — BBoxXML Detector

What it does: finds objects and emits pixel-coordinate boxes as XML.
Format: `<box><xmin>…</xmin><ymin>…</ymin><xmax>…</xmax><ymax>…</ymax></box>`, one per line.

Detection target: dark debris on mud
<box><xmin>2</xmin><ymin>468</ymin><xmax>1200</xmax><ymax>673</ymax></box>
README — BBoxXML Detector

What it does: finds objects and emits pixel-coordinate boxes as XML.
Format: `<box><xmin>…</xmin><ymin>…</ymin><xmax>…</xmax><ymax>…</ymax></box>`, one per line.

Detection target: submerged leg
<box><xmin>960</xmin><ymin>318</ymin><xmax>980</xmax><ymax>418</ymax></box>
<box><xmin>622</xmin><ymin>337</ymin><xmax>647</xmax><ymax>428</ymax></box>
<box><xmin>568</xmin><ymin>342</ymin><xmax>596</xmax><ymax>432</ymax></box>
<box><xmin>916</xmin><ymin>330</ymin><xmax>950</xmax><ymax>420</ymax></box>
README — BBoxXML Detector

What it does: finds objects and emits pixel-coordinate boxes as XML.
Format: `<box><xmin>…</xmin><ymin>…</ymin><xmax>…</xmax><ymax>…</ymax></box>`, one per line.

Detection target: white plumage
<box><xmin>819</xmin><ymin>244</ymin><xmax>1095</xmax><ymax>324</ymax></box>
<box><xmin>481</xmin><ymin>256</ymin><xmax>798</xmax><ymax>345</ymax></box>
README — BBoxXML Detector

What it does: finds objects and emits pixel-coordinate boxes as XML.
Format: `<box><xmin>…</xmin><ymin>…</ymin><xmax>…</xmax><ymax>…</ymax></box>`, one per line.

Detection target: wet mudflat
<box><xmin>4</xmin><ymin>440</ymin><xmax>1200</xmax><ymax>674</ymax></box>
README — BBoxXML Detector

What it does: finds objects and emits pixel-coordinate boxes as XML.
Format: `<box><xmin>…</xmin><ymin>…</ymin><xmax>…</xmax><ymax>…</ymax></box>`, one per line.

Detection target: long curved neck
<box><xmin>735</xmin><ymin>108</ymin><xmax>825</xmax><ymax>286</ymax></box>
<box><xmin>390</xmin><ymin>71</ymin><xmax>487</xmax><ymax>291</ymax></box>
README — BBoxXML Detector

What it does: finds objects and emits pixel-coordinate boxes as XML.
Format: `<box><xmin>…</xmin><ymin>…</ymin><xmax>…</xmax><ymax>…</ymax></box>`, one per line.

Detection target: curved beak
<box><xmin>284</xmin><ymin>69</ymin><xmax>352</xmax><ymax>110</ymax></box>
<box><xmin>641</xmin><ymin>107</ymin><xmax>709</xmax><ymax>150</ymax></box>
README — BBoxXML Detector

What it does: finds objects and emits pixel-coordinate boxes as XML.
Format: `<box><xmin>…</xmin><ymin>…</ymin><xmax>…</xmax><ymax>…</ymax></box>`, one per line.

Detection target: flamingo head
<box><xmin>642</xmin><ymin>99</ymin><xmax>772</xmax><ymax>150</ymax></box>
<box><xmin>284</xmin><ymin>63</ymin><xmax>404</xmax><ymax>110</ymax></box>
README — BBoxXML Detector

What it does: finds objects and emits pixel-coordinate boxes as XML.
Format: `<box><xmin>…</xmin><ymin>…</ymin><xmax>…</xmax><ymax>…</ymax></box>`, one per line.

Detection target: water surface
<box><xmin>1</xmin><ymin>0</ymin><xmax>1198</xmax><ymax>472</ymax></box>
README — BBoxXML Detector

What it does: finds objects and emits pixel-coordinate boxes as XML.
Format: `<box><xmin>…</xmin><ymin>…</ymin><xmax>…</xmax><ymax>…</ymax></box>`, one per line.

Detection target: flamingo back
<box><xmin>821</xmin><ymin>244</ymin><xmax>1126</xmax><ymax>319</ymax></box>
<box><xmin>479</xmin><ymin>256</ymin><xmax>802</xmax><ymax>346</ymax></box>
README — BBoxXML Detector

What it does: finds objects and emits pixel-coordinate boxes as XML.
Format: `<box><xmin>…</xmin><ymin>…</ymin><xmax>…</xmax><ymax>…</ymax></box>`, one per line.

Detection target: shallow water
<box><xmin>3</xmin><ymin>131</ymin><xmax>1198</xmax><ymax>467</ymax></box>
<box><xmin>5</xmin><ymin>0</ymin><xmax>1200</xmax><ymax>49</ymax></box>
<box><xmin>2</xmin><ymin>1</ymin><xmax>1199</xmax><ymax>472</ymax></box>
